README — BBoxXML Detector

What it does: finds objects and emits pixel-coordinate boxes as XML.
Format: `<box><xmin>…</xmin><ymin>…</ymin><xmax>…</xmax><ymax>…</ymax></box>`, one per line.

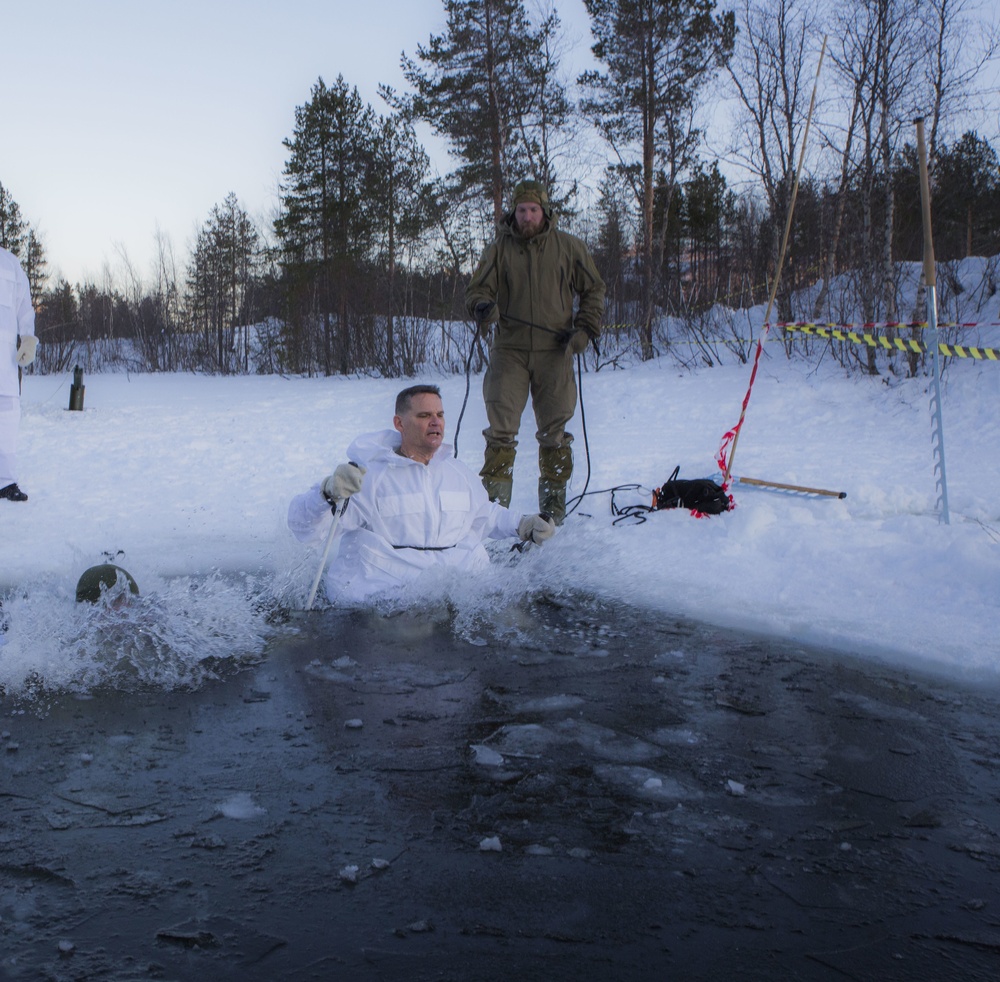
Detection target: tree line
<box><xmin>3</xmin><ymin>0</ymin><xmax>998</xmax><ymax>379</ymax></box>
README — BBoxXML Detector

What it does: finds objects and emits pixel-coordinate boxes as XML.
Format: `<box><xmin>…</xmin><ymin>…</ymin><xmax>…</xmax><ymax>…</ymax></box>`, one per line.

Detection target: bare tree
<box><xmin>923</xmin><ymin>0</ymin><xmax>1000</xmax><ymax>163</ymax></box>
<box><xmin>827</xmin><ymin>0</ymin><xmax>923</xmax><ymax>372</ymax></box>
<box><xmin>151</xmin><ymin>225</ymin><xmax>181</xmax><ymax>370</ymax></box>
<box><xmin>726</xmin><ymin>0</ymin><xmax>821</xmax><ymax>322</ymax></box>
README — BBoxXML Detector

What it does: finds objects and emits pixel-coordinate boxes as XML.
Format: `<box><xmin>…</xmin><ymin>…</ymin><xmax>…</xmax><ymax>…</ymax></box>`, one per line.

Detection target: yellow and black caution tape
<box><xmin>782</xmin><ymin>323</ymin><xmax>999</xmax><ymax>360</ymax></box>
<box><xmin>775</xmin><ymin>319</ymin><xmax>1000</xmax><ymax>330</ymax></box>
<box><xmin>595</xmin><ymin>318</ymin><xmax>1000</xmax><ymax>359</ymax></box>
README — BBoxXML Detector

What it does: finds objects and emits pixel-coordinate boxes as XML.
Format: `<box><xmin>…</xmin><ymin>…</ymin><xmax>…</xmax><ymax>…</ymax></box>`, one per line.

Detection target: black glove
<box><xmin>558</xmin><ymin>328</ymin><xmax>592</xmax><ymax>354</ymax></box>
<box><xmin>473</xmin><ymin>301</ymin><xmax>496</xmax><ymax>324</ymax></box>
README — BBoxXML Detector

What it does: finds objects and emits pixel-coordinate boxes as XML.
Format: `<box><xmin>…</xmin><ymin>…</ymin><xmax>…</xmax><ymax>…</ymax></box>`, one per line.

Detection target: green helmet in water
<box><xmin>75</xmin><ymin>564</ymin><xmax>140</xmax><ymax>604</ymax></box>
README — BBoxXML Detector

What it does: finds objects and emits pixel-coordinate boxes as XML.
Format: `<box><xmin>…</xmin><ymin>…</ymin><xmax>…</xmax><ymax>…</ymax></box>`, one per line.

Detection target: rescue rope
<box><xmin>565</xmin><ymin>351</ymin><xmax>592</xmax><ymax>521</ymax></box>
<box><xmin>453</xmin><ymin>313</ymin><xmax>571</xmax><ymax>457</ymax></box>
<box><xmin>563</xmin><ymin>482</ymin><xmax>653</xmax><ymax>524</ymax></box>
<box><xmin>453</xmin><ymin>326</ymin><xmax>481</xmax><ymax>457</ymax></box>
<box><xmin>453</xmin><ymin>314</ymin><xmax>597</xmax><ymax>523</ymax></box>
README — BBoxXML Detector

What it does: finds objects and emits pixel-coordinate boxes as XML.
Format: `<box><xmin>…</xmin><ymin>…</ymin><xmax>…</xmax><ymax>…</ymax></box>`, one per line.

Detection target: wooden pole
<box><xmin>735</xmin><ymin>476</ymin><xmax>846</xmax><ymax>498</ymax></box>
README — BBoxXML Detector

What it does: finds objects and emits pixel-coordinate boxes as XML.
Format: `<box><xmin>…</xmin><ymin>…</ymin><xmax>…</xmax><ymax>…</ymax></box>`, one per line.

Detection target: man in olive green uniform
<box><xmin>465</xmin><ymin>180</ymin><xmax>605</xmax><ymax>524</ymax></box>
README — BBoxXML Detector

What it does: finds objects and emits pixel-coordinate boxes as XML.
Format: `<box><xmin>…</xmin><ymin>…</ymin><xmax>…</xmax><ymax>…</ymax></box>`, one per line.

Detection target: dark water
<box><xmin>2</xmin><ymin>595</ymin><xmax>1000</xmax><ymax>981</ymax></box>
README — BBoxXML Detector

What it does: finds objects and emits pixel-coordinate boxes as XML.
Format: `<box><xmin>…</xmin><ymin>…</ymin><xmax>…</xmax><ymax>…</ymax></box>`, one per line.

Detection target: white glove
<box><xmin>16</xmin><ymin>335</ymin><xmax>38</xmax><ymax>367</ymax></box>
<box><xmin>322</xmin><ymin>462</ymin><xmax>366</xmax><ymax>503</ymax></box>
<box><xmin>517</xmin><ymin>513</ymin><xmax>556</xmax><ymax>544</ymax></box>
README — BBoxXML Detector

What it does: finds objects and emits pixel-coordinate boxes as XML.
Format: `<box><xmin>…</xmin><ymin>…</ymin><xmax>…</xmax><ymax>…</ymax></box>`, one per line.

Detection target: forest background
<box><xmin>3</xmin><ymin>0</ymin><xmax>1000</xmax><ymax>381</ymax></box>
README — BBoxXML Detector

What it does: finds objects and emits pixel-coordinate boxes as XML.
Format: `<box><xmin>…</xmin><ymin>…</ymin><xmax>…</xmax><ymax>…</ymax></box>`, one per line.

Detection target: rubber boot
<box><xmin>538</xmin><ymin>444</ymin><xmax>573</xmax><ymax>525</ymax></box>
<box><xmin>480</xmin><ymin>443</ymin><xmax>516</xmax><ymax>507</ymax></box>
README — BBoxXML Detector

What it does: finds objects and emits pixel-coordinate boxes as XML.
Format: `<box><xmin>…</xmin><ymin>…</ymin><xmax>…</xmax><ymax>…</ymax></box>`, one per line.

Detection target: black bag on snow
<box><xmin>652</xmin><ymin>466</ymin><xmax>731</xmax><ymax>515</ymax></box>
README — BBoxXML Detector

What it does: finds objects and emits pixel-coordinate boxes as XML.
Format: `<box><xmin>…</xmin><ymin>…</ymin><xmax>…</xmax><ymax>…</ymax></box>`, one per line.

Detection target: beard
<box><xmin>516</xmin><ymin>216</ymin><xmax>545</xmax><ymax>239</ymax></box>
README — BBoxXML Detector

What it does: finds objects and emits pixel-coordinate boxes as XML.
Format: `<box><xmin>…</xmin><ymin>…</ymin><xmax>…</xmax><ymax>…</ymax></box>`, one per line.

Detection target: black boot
<box><xmin>0</xmin><ymin>483</ymin><xmax>27</xmax><ymax>502</ymax></box>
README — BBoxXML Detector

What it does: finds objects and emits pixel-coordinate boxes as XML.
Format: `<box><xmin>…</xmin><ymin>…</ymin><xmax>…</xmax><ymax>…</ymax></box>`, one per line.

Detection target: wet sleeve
<box><xmin>483</xmin><ymin>501</ymin><xmax>521</xmax><ymax>541</ymax></box>
<box><xmin>287</xmin><ymin>484</ymin><xmax>334</xmax><ymax>543</ymax></box>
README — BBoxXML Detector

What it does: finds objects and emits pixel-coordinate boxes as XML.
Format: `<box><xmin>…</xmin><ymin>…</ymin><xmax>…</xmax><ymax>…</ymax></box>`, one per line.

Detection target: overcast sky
<box><xmin>3</xmin><ymin>0</ymin><xmax>595</xmax><ymax>286</ymax></box>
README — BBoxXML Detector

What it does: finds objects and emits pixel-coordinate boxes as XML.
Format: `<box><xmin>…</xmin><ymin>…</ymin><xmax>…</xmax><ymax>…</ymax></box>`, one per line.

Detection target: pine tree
<box><xmin>23</xmin><ymin>228</ymin><xmax>47</xmax><ymax>299</ymax></box>
<box><xmin>276</xmin><ymin>76</ymin><xmax>378</xmax><ymax>375</ymax></box>
<box><xmin>368</xmin><ymin>104</ymin><xmax>433</xmax><ymax>375</ymax></box>
<box><xmin>580</xmin><ymin>0</ymin><xmax>735</xmax><ymax>358</ymax></box>
<box><xmin>393</xmin><ymin>0</ymin><xmax>570</xmax><ymax>228</ymax></box>
<box><xmin>188</xmin><ymin>193</ymin><xmax>262</xmax><ymax>373</ymax></box>
<box><xmin>932</xmin><ymin>132</ymin><xmax>1000</xmax><ymax>259</ymax></box>
<box><xmin>0</xmin><ymin>181</ymin><xmax>29</xmax><ymax>256</ymax></box>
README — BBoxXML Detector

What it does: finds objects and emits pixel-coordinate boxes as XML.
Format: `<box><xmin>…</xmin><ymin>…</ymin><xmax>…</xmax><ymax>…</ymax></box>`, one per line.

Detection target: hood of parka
<box><xmin>500</xmin><ymin>205</ymin><xmax>557</xmax><ymax>243</ymax></box>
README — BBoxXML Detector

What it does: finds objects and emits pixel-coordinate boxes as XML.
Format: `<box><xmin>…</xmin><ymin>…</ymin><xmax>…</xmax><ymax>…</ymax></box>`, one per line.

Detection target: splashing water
<box><xmin>313</xmin><ymin>541</ymin><xmax>591</xmax><ymax>649</ymax></box>
<box><xmin>0</xmin><ymin>572</ymin><xmax>274</xmax><ymax>698</ymax></box>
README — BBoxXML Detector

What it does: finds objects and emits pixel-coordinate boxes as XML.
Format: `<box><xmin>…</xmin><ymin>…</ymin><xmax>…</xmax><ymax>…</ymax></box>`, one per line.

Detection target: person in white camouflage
<box><xmin>0</xmin><ymin>245</ymin><xmax>38</xmax><ymax>502</ymax></box>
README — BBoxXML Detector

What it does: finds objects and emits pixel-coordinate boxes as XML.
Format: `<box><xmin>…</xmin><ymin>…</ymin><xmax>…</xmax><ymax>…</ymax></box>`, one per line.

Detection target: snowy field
<box><xmin>2</xmin><ymin>344</ymin><xmax>999</xmax><ymax>692</ymax></box>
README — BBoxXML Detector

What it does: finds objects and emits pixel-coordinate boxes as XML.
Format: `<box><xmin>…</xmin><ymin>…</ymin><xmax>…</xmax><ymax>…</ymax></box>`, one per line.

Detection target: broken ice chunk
<box><xmin>470</xmin><ymin>744</ymin><xmax>504</xmax><ymax>766</ymax></box>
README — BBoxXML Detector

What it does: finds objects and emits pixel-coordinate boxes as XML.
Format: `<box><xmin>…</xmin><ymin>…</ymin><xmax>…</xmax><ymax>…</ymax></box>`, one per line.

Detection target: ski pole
<box><xmin>305</xmin><ymin>500</ymin><xmax>347</xmax><ymax>611</ymax></box>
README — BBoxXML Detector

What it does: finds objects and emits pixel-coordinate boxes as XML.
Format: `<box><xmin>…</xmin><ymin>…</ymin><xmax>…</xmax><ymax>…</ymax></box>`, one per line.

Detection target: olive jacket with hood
<box><xmin>465</xmin><ymin>211</ymin><xmax>606</xmax><ymax>351</ymax></box>
<box><xmin>287</xmin><ymin>429</ymin><xmax>523</xmax><ymax>603</ymax></box>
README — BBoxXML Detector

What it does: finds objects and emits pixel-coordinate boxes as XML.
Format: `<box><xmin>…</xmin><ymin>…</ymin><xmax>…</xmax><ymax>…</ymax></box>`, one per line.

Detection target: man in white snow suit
<box><xmin>465</xmin><ymin>180</ymin><xmax>605</xmax><ymax>525</ymax></box>
<box><xmin>287</xmin><ymin>384</ymin><xmax>556</xmax><ymax>604</ymax></box>
<box><xmin>0</xmin><ymin>246</ymin><xmax>38</xmax><ymax>502</ymax></box>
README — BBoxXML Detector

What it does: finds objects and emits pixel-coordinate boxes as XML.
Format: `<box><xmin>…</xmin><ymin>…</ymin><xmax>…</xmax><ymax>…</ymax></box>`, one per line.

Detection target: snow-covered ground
<box><xmin>3</xmin><ymin>337</ymin><xmax>998</xmax><ymax>693</ymax></box>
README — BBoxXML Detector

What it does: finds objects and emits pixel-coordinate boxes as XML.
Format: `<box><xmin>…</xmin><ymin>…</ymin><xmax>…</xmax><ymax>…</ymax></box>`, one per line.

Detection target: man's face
<box><xmin>515</xmin><ymin>201</ymin><xmax>545</xmax><ymax>238</ymax></box>
<box><xmin>394</xmin><ymin>392</ymin><xmax>445</xmax><ymax>462</ymax></box>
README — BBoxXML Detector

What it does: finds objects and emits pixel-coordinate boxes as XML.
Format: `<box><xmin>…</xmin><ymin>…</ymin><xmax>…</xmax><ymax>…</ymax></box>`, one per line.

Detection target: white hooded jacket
<box><xmin>288</xmin><ymin>429</ymin><xmax>522</xmax><ymax>603</ymax></box>
<box><xmin>0</xmin><ymin>247</ymin><xmax>36</xmax><ymax>487</ymax></box>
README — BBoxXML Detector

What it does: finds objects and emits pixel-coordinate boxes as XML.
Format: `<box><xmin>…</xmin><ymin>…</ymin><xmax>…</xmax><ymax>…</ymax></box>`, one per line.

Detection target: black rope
<box><xmin>452</xmin><ymin>311</ymin><xmax>599</xmax><ymax>517</ymax></box>
<box><xmin>392</xmin><ymin>544</ymin><xmax>457</xmax><ymax>551</ymax></box>
<box><xmin>453</xmin><ymin>326</ymin><xmax>480</xmax><ymax>458</ymax></box>
<box><xmin>564</xmin><ymin>350</ymin><xmax>591</xmax><ymax>520</ymax></box>
<box><xmin>498</xmin><ymin>311</ymin><xmax>565</xmax><ymax>337</ymax></box>
<box><xmin>564</xmin><ymin>482</ymin><xmax>658</xmax><ymax>526</ymax></box>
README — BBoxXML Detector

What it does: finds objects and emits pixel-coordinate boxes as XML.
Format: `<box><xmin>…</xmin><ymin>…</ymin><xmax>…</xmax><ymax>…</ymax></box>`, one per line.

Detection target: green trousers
<box><xmin>480</xmin><ymin>346</ymin><xmax>576</xmax><ymax>522</ymax></box>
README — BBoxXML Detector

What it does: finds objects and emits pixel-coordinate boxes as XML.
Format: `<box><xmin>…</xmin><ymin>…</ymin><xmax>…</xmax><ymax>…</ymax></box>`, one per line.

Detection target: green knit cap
<box><xmin>511</xmin><ymin>180</ymin><xmax>549</xmax><ymax>208</ymax></box>
<box><xmin>75</xmin><ymin>564</ymin><xmax>140</xmax><ymax>604</ymax></box>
